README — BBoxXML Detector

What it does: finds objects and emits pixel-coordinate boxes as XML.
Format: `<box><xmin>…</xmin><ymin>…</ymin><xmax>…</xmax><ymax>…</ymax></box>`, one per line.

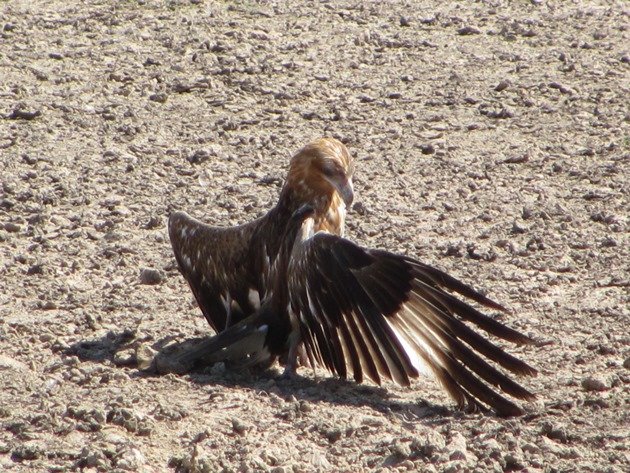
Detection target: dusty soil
<box><xmin>1</xmin><ymin>1</ymin><xmax>628</xmax><ymax>472</ymax></box>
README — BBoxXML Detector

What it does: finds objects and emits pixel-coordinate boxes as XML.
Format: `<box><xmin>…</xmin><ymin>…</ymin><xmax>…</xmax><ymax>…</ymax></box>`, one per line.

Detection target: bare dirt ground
<box><xmin>1</xmin><ymin>1</ymin><xmax>628</xmax><ymax>472</ymax></box>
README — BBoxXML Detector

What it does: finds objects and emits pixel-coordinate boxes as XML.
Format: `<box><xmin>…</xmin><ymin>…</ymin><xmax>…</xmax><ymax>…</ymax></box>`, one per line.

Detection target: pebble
<box><xmin>231</xmin><ymin>417</ymin><xmax>251</xmax><ymax>436</ymax></box>
<box><xmin>3</xmin><ymin>222</ymin><xmax>21</xmax><ymax>233</ymax></box>
<box><xmin>458</xmin><ymin>26</ymin><xmax>481</xmax><ymax>35</ymax></box>
<box><xmin>7</xmin><ymin>108</ymin><xmax>41</xmax><ymax>120</ymax></box>
<box><xmin>494</xmin><ymin>80</ymin><xmax>510</xmax><ymax>92</ymax></box>
<box><xmin>0</xmin><ymin>354</ymin><xmax>28</xmax><ymax>372</ymax></box>
<box><xmin>623</xmin><ymin>357</ymin><xmax>630</xmax><ymax>370</ymax></box>
<box><xmin>113</xmin><ymin>349</ymin><xmax>136</xmax><ymax>367</ymax></box>
<box><xmin>412</xmin><ymin>431</ymin><xmax>446</xmax><ymax>457</ymax></box>
<box><xmin>419</xmin><ymin>144</ymin><xmax>435</xmax><ymax>155</ymax></box>
<box><xmin>115</xmin><ymin>447</ymin><xmax>146</xmax><ymax>471</ymax></box>
<box><xmin>188</xmin><ymin>150</ymin><xmax>210</xmax><ymax>164</ymax></box>
<box><xmin>136</xmin><ymin>344</ymin><xmax>157</xmax><ymax>370</ymax></box>
<box><xmin>447</xmin><ymin>432</ymin><xmax>468</xmax><ymax>461</ymax></box>
<box><xmin>139</xmin><ymin>268</ymin><xmax>163</xmax><ymax>285</ymax></box>
<box><xmin>581</xmin><ymin>375</ymin><xmax>610</xmax><ymax>392</ymax></box>
<box><xmin>149</xmin><ymin>93</ymin><xmax>168</xmax><ymax>103</ymax></box>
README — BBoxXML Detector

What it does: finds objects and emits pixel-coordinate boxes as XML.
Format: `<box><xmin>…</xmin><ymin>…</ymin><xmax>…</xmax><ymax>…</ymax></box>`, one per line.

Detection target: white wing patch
<box><xmin>248</xmin><ymin>288</ymin><xmax>261</xmax><ymax>309</ymax></box>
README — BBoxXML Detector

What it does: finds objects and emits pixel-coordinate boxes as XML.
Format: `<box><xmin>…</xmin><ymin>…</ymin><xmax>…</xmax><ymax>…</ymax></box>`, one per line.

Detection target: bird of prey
<box><xmin>168</xmin><ymin>139</ymin><xmax>537</xmax><ymax>416</ymax></box>
<box><xmin>169</xmin><ymin>137</ymin><xmax>355</xmax><ymax>334</ymax></box>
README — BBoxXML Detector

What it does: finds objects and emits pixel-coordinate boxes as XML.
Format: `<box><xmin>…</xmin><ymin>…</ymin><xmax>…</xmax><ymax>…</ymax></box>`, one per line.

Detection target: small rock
<box><xmin>11</xmin><ymin>445</ymin><xmax>40</xmax><ymax>461</ymax></box>
<box><xmin>7</xmin><ymin>108</ymin><xmax>41</xmax><ymax>120</ymax></box>
<box><xmin>3</xmin><ymin>222</ymin><xmax>21</xmax><ymax>233</ymax></box>
<box><xmin>0</xmin><ymin>354</ymin><xmax>28</xmax><ymax>372</ymax></box>
<box><xmin>419</xmin><ymin>144</ymin><xmax>435</xmax><ymax>155</ymax></box>
<box><xmin>400</xmin><ymin>16</ymin><xmax>411</xmax><ymax>27</ymax></box>
<box><xmin>41</xmin><ymin>301</ymin><xmax>57</xmax><ymax>310</ymax></box>
<box><xmin>231</xmin><ymin>417</ymin><xmax>250</xmax><ymax>436</ymax></box>
<box><xmin>457</xmin><ymin>26</ymin><xmax>481</xmax><ymax>35</ymax></box>
<box><xmin>411</xmin><ymin>431</ymin><xmax>446</xmax><ymax>457</ymax></box>
<box><xmin>139</xmin><ymin>268</ymin><xmax>163</xmax><ymax>285</ymax></box>
<box><xmin>188</xmin><ymin>150</ymin><xmax>210</xmax><ymax>164</ymax></box>
<box><xmin>49</xmin><ymin>52</ymin><xmax>64</xmax><ymax>60</ymax></box>
<box><xmin>352</xmin><ymin>201</ymin><xmax>367</xmax><ymax>216</ymax></box>
<box><xmin>114</xmin><ymin>349</ymin><xmax>136</xmax><ymax>367</ymax></box>
<box><xmin>623</xmin><ymin>357</ymin><xmax>630</xmax><ymax>370</ymax></box>
<box><xmin>115</xmin><ymin>447</ymin><xmax>146</xmax><ymax>471</ymax></box>
<box><xmin>581</xmin><ymin>375</ymin><xmax>610</xmax><ymax>392</ymax></box>
<box><xmin>136</xmin><ymin>344</ymin><xmax>157</xmax><ymax>370</ymax></box>
<box><xmin>494</xmin><ymin>80</ymin><xmax>510</xmax><ymax>92</ymax></box>
<box><xmin>27</xmin><ymin>264</ymin><xmax>44</xmax><ymax>275</ymax></box>
<box><xmin>504</xmin><ymin>452</ymin><xmax>525</xmax><ymax>470</ymax></box>
<box><xmin>447</xmin><ymin>432</ymin><xmax>468</xmax><ymax>461</ymax></box>
<box><xmin>149</xmin><ymin>93</ymin><xmax>168</xmax><ymax>103</ymax></box>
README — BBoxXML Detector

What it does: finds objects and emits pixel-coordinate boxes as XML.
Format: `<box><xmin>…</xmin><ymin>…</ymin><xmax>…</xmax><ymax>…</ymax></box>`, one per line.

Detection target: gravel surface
<box><xmin>1</xmin><ymin>1</ymin><xmax>628</xmax><ymax>472</ymax></box>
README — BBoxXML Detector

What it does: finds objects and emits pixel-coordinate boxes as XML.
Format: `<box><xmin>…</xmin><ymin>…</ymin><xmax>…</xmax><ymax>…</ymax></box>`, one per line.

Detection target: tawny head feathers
<box><xmin>285</xmin><ymin>137</ymin><xmax>355</xmax><ymax>207</ymax></box>
<box><xmin>283</xmin><ymin>137</ymin><xmax>355</xmax><ymax>235</ymax></box>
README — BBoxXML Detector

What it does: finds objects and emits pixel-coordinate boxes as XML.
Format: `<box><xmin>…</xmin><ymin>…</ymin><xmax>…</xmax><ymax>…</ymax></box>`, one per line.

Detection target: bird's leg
<box><xmin>223</xmin><ymin>293</ymin><xmax>232</xmax><ymax>331</ymax></box>
<box><xmin>280</xmin><ymin>332</ymin><xmax>301</xmax><ymax>379</ymax></box>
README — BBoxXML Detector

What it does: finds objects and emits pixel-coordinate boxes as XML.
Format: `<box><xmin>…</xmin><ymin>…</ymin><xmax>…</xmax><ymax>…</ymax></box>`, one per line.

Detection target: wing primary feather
<box><xmin>404</xmin><ymin>294</ymin><xmax>535</xmax><ymax>399</ymax></box>
<box><xmin>413</xmin><ymin>278</ymin><xmax>535</xmax><ymax>347</ymax></box>
<box><xmin>403</xmin><ymin>257</ymin><xmax>507</xmax><ymax>311</ymax></box>
<box><xmin>408</xmin><ymin>289</ymin><xmax>537</xmax><ymax>376</ymax></box>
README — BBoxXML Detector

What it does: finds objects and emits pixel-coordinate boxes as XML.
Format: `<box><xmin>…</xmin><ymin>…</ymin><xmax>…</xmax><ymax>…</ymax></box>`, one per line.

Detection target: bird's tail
<box><xmin>157</xmin><ymin>317</ymin><xmax>270</xmax><ymax>374</ymax></box>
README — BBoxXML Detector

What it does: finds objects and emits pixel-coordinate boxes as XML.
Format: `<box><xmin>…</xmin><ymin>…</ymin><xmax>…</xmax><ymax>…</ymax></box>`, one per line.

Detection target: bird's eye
<box><xmin>322</xmin><ymin>162</ymin><xmax>339</xmax><ymax>177</ymax></box>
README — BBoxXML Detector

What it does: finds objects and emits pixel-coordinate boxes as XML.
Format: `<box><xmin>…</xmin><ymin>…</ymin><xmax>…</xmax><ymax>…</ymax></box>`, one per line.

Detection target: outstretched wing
<box><xmin>168</xmin><ymin>211</ymin><xmax>264</xmax><ymax>333</ymax></box>
<box><xmin>288</xmin><ymin>232</ymin><xmax>537</xmax><ymax>416</ymax></box>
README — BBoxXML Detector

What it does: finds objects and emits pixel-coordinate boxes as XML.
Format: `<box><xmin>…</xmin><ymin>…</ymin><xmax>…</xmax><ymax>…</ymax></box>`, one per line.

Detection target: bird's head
<box><xmin>284</xmin><ymin>137</ymin><xmax>355</xmax><ymax>209</ymax></box>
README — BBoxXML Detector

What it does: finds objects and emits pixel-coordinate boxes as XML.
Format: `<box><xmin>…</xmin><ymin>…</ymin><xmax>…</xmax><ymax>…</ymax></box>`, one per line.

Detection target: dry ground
<box><xmin>1</xmin><ymin>1</ymin><xmax>628</xmax><ymax>472</ymax></box>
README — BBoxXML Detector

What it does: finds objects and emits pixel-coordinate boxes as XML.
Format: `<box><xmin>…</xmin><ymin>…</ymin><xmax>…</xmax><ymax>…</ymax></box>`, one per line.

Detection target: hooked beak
<box><xmin>335</xmin><ymin>178</ymin><xmax>354</xmax><ymax>206</ymax></box>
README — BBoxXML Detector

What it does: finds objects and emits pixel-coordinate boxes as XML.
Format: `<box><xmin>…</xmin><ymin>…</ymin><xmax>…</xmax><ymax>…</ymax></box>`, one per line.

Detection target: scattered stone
<box><xmin>3</xmin><ymin>222</ymin><xmax>21</xmax><ymax>232</ymax></box>
<box><xmin>0</xmin><ymin>354</ymin><xmax>28</xmax><ymax>372</ymax></box>
<box><xmin>411</xmin><ymin>431</ymin><xmax>446</xmax><ymax>457</ymax></box>
<box><xmin>113</xmin><ymin>348</ymin><xmax>136</xmax><ymax>367</ymax></box>
<box><xmin>494</xmin><ymin>80</ymin><xmax>510</xmax><ymax>92</ymax></box>
<box><xmin>581</xmin><ymin>375</ymin><xmax>610</xmax><ymax>392</ymax></box>
<box><xmin>419</xmin><ymin>144</ymin><xmax>435</xmax><ymax>155</ymax></box>
<box><xmin>231</xmin><ymin>417</ymin><xmax>251</xmax><ymax>436</ymax></box>
<box><xmin>188</xmin><ymin>149</ymin><xmax>210</xmax><ymax>164</ymax></box>
<box><xmin>400</xmin><ymin>16</ymin><xmax>411</xmax><ymax>27</ymax></box>
<box><xmin>352</xmin><ymin>201</ymin><xmax>367</xmax><ymax>216</ymax></box>
<box><xmin>623</xmin><ymin>357</ymin><xmax>630</xmax><ymax>370</ymax></box>
<box><xmin>149</xmin><ymin>93</ymin><xmax>168</xmax><ymax>103</ymax></box>
<box><xmin>136</xmin><ymin>344</ymin><xmax>157</xmax><ymax>370</ymax></box>
<box><xmin>479</xmin><ymin>104</ymin><xmax>514</xmax><ymax>119</ymax></box>
<box><xmin>6</xmin><ymin>108</ymin><xmax>42</xmax><ymax>120</ymax></box>
<box><xmin>107</xmin><ymin>407</ymin><xmax>153</xmax><ymax>436</ymax></box>
<box><xmin>41</xmin><ymin>300</ymin><xmax>57</xmax><ymax>310</ymax></box>
<box><xmin>446</xmin><ymin>432</ymin><xmax>468</xmax><ymax>461</ymax></box>
<box><xmin>65</xmin><ymin>406</ymin><xmax>107</xmax><ymax>432</ymax></box>
<box><xmin>139</xmin><ymin>268</ymin><xmax>163</xmax><ymax>285</ymax></box>
<box><xmin>11</xmin><ymin>445</ymin><xmax>40</xmax><ymax>461</ymax></box>
<box><xmin>115</xmin><ymin>447</ymin><xmax>146</xmax><ymax>471</ymax></box>
<box><xmin>458</xmin><ymin>26</ymin><xmax>481</xmax><ymax>35</ymax></box>
<box><xmin>26</xmin><ymin>264</ymin><xmax>43</xmax><ymax>275</ymax></box>
<box><xmin>49</xmin><ymin>52</ymin><xmax>64</xmax><ymax>60</ymax></box>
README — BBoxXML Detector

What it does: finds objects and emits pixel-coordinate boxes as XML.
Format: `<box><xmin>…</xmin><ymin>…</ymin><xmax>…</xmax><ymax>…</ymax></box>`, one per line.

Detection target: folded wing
<box><xmin>168</xmin><ymin>211</ymin><xmax>263</xmax><ymax>333</ymax></box>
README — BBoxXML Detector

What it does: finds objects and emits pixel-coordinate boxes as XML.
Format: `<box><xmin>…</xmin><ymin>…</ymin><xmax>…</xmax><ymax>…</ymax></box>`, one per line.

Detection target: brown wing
<box><xmin>168</xmin><ymin>211</ymin><xmax>265</xmax><ymax>333</ymax></box>
<box><xmin>288</xmin><ymin>232</ymin><xmax>537</xmax><ymax>416</ymax></box>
